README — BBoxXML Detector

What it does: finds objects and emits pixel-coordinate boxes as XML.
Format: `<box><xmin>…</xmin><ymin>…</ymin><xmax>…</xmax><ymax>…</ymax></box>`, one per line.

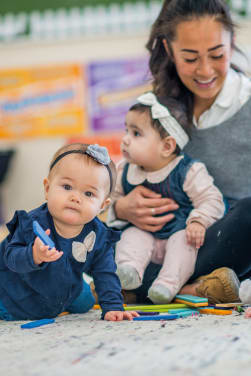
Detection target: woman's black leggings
<box><xmin>133</xmin><ymin>197</ymin><xmax>251</xmax><ymax>302</ymax></box>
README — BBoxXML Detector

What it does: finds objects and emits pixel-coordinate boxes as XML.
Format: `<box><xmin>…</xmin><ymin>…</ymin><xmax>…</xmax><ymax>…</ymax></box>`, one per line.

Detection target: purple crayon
<box><xmin>137</xmin><ymin>311</ymin><xmax>160</xmax><ymax>316</ymax></box>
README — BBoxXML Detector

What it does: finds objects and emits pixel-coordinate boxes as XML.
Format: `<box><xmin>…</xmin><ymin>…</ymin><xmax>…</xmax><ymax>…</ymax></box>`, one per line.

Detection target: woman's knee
<box><xmin>231</xmin><ymin>198</ymin><xmax>251</xmax><ymax>226</ymax></box>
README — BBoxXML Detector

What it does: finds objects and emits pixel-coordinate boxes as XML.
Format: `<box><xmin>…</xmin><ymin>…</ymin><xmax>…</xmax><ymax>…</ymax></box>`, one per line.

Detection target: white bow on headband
<box><xmin>137</xmin><ymin>92</ymin><xmax>189</xmax><ymax>149</ymax></box>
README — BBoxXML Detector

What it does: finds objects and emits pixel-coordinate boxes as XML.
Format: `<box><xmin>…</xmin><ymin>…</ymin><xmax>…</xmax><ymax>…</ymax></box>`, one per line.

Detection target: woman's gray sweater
<box><xmin>184</xmin><ymin>97</ymin><xmax>251</xmax><ymax>201</ymax></box>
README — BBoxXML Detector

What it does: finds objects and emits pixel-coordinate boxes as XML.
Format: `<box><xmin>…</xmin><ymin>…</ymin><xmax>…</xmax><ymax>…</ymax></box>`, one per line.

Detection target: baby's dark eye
<box><xmin>85</xmin><ymin>191</ymin><xmax>93</xmax><ymax>197</ymax></box>
<box><xmin>133</xmin><ymin>131</ymin><xmax>140</xmax><ymax>137</ymax></box>
<box><xmin>63</xmin><ymin>184</ymin><xmax>72</xmax><ymax>191</ymax></box>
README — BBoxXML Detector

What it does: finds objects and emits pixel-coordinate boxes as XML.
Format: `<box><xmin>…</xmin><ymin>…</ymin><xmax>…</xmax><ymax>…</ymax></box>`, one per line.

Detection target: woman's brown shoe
<box><xmin>121</xmin><ymin>290</ymin><xmax>138</xmax><ymax>304</ymax></box>
<box><xmin>195</xmin><ymin>267</ymin><xmax>240</xmax><ymax>304</ymax></box>
<box><xmin>90</xmin><ymin>281</ymin><xmax>138</xmax><ymax>304</ymax></box>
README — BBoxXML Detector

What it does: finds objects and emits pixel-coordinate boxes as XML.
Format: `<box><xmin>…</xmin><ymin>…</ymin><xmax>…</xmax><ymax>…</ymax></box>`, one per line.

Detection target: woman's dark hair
<box><xmin>146</xmin><ymin>0</ymin><xmax>243</xmax><ymax>126</ymax></box>
<box><xmin>129</xmin><ymin>95</ymin><xmax>190</xmax><ymax>155</ymax></box>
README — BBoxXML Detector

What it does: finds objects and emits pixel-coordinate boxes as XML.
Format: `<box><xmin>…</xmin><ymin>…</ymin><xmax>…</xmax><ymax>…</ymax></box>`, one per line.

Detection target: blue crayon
<box><xmin>33</xmin><ymin>221</ymin><xmax>55</xmax><ymax>249</ymax></box>
<box><xmin>133</xmin><ymin>314</ymin><xmax>178</xmax><ymax>321</ymax></box>
<box><xmin>21</xmin><ymin>318</ymin><xmax>55</xmax><ymax>329</ymax></box>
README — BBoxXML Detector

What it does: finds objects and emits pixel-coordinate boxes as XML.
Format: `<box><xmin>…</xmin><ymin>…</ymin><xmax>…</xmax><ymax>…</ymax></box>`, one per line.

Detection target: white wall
<box><xmin>1</xmin><ymin>18</ymin><xmax>251</xmax><ymax>222</ymax></box>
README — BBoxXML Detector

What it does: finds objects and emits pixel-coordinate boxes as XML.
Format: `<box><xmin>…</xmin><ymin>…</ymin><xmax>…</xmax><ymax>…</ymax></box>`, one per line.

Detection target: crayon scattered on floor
<box><xmin>93</xmin><ymin>304</ymin><xmax>127</xmax><ymax>310</ymax></box>
<box><xmin>198</xmin><ymin>308</ymin><xmax>232</xmax><ymax>315</ymax></box>
<box><xmin>133</xmin><ymin>314</ymin><xmax>179</xmax><ymax>321</ymax></box>
<box><xmin>124</xmin><ymin>304</ymin><xmax>188</xmax><ymax>311</ymax></box>
<box><xmin>21</xmin><ymin>318</ymin><xmax>55</xmax><ymax>329</ymax></box>
<box><xmin>58</xmin><ymin>311</ymin><xmax>69</xmax><ymax>317</ymax></box>
<box><xmin>215</xmin><ymin>303</ymin><xmax>245</xmax><ymax>308</ymax></box>
<box><xmin>137</xmin><ymin>311</ymin><xmax>160</xmax><ymax>316</ymax></box>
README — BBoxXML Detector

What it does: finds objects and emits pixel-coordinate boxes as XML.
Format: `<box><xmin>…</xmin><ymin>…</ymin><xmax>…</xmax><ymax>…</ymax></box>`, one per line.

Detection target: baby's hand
<box><xmin>33</xmin><ymin>229</ymin><xmax>63</xmax><ymax>265</ymax></box>
<box><xmin>186</xmin><ymin>222</ymin><xmax>206</xmax><ymax>249</ymax></box>
<box><xmin>104</xmin><ymin>311</ymin><xmax>139</xmax><ymax>321</ymax></box>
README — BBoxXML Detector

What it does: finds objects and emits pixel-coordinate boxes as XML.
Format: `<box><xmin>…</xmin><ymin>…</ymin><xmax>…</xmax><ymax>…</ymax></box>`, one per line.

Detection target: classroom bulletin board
<box><xmin>0</xmin><ymin>64</ymin><xmax>88</xmax><ymax>138</ymax></box>
<box><xmin>0</xmin><ymin>56</ymin><xmax>150</xmax><ymax>140</ymax></box>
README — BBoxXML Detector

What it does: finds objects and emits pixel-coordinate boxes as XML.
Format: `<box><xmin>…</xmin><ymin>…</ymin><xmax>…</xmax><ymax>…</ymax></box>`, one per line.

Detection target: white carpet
<box><xmin>1</xmin><ymin>308</ymin><xmax>251</xmax><ymax>376</ymax></box>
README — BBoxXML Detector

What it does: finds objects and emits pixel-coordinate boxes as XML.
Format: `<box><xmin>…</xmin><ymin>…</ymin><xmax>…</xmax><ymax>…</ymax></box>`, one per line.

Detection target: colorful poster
<box><xmin>87</xmin><ymin>56</ymin><xmax>151</xmax><ymax>132</ymax></box>
<box><xmin>0</xmin><ymin>64</ymin><xmax>88</xmax><ymax>139</ymax></box>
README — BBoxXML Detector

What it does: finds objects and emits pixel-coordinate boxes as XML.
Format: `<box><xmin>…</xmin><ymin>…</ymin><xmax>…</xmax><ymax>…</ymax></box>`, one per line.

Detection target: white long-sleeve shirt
<box><xmin>194</xmin><ymin>68</ymin><xmax>251</xmax><ymax>128</ymax></box>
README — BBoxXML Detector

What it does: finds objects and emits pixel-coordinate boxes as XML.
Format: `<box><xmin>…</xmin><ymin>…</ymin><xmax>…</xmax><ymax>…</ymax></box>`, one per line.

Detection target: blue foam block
<box><xmin>175</xmin><ymin>294</ymin><xmax>208</xmax><ymax>303</ymax></box>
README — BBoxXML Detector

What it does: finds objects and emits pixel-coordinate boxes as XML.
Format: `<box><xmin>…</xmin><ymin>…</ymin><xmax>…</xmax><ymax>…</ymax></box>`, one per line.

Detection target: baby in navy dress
<box><xmin>107</xmin><ymin>92</ymin><xmax>225</xmax><ymax>304</ymax></box>
<box><xmin>0</xmin><ymin>143</ymin><xmax>138</xmax><ymax>321</ymax></box>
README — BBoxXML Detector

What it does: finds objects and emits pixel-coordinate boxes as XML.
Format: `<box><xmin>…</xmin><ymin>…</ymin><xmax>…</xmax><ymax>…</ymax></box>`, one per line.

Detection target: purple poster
<box><xmin>87</xmin><ymin>56</ymin><xmax>151</xmax><ymax>132</ymax></box>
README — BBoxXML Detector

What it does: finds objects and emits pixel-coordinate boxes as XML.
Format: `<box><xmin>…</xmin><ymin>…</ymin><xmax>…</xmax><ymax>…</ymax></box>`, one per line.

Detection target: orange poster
<box><xmin>0</xmin><ymin>64</ymin><xmax>88</xmax><ymax>139</ymax></box>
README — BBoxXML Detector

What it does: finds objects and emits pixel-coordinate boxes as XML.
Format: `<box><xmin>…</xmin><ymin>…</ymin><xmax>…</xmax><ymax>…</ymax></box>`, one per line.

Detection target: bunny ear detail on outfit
<box><xmin>137</xmin><ymin>92</ymin><xmax>189</xmax><ymax>149</ymax></box>
<box><xmin>72</xmin><ymin>231</ymin><xmax>96</xmax><ymax>263</ymax></box>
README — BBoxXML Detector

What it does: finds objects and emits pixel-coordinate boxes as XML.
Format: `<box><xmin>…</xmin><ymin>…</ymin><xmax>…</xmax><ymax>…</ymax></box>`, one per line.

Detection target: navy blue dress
<box><xmin>0</xmin><ymin>203</ymin><xmax>123</xmax><ymax>320</ymax></box>
<box><xmin>122</xmin><ymin>153</ymin><xmax>195</xmax><ymax>238</ymax></box>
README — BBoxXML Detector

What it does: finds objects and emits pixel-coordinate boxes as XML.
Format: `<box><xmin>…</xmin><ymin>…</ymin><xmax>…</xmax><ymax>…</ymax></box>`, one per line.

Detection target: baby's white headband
<box><xmin>137</xmin><ymin>92</ymin><xmax>189</xmax><ymax>149</ymax></box>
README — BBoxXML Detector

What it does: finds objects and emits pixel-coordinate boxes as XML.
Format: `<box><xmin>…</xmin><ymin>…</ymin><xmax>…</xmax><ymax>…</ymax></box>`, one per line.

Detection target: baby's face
<box><xmin>121</xmin><ymin>110</ymin><xmax>164</xmax><ymax>171</ymax></box>
<box><xmin>44</xmin><ymin>154</ymin><xmax>110</xmax><ymax>237</ymax></box>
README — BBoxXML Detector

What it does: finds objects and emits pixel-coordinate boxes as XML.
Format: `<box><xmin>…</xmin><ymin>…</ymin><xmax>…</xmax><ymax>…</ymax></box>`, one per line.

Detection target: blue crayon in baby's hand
<box><xmin>33</xmin><ymin>220</ymin><xmax>55</xmax><ymax>249</ymax></box>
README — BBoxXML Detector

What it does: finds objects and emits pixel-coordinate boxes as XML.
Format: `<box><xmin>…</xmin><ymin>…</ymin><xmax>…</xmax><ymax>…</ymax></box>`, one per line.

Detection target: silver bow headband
<box><xmin>50</xmin><ymin>144</ymin><xmax>113</xmax><ymax>193</ymax></box>
<box><xmin>137</xmin><ymin>92</ymin><xmax>189</xmax><ymax>149</ymax></box>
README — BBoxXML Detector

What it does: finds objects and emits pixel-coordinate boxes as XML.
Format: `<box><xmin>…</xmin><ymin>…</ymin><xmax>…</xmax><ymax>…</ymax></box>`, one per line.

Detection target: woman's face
<box><xmin>167</xmin><ymin>16</ymin><xmax>233</xmax><ymax>109</ymax></box>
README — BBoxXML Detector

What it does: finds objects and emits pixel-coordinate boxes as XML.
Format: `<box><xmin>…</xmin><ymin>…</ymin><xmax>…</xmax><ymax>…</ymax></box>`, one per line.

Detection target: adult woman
<box><xmin>107</xmin><ymin>0</ymin><xmax>251</xmax><ymax>303</ymax></box>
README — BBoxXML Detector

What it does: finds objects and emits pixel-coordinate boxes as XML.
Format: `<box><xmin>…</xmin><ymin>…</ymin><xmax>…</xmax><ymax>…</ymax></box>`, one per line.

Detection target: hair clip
<box><xmin>49</xmin><ymin>144</ymin><xmax>113</xmax><ymax>193</ymax></box>
<box><xmin>85</xmin><ymin>144</ymin><xmax>111</xmax><ymax>166</ymax></box>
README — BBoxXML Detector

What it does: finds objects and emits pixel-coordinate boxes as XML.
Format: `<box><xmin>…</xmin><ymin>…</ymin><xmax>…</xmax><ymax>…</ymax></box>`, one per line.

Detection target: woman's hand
<box><xmin>104</xmin><ymin>310</ymin><xmax>139</xmax><ymax>321</ymax></box>
<box><xmin>32</xmin><ymin>229</ymin><xmax>63</xmax><ymax>265</ymax></box>
<box><xmin>114</xmin><ymin>185</ymin><xmax>179</xmax><ymax>232</ymax></box>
